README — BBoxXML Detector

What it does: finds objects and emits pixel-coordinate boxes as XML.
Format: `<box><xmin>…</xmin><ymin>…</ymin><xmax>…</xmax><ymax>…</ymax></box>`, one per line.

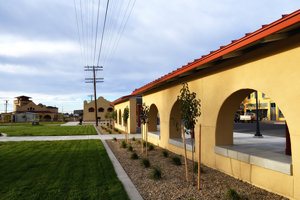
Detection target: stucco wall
<box><xmin>141</xmin><ymin>34</ymin><xmax>300</xmax><ymax>199</ymax></box>
<box><xmin>83</xmin><ymin>96</ymin><xmax>113</xmax><ymax>121</ymax></box>
<box><xmin>113</xmin><ymin>98</ymin><xmax>137</xmax><ymax>134</ymax></box>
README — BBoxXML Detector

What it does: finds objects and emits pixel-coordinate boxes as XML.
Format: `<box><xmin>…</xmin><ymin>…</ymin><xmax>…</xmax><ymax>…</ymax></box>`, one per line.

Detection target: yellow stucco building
<box><xmin>0</xmin><ymin>95</ymin><xmax>60</xmax><ymax>122</ymax></box>
<box><xmin>111</xmin><ymin>10</ymin><xmax>300</xmax><ymax>199</ymax></box>
<box><xmin>83</xmin><ymin>96</ymin><xmax>113</xmax><ymax>121</ymax></box>
<box><xmin>242</xmin><ymin>91</ymin><xmax>285</xmax><ymax>121</ymax></box>
<box><xmin>110</xmin><ymin>95</ymin><xmax>142</xmax><ymax>134</ymax></box>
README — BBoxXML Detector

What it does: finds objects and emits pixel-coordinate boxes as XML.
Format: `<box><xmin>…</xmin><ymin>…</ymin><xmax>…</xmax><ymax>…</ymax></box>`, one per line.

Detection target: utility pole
<box><xmin>85</xmin><ymin>66</ymin><xmax>103</xmax><ymax>126</ymax></box>
<box><xmin>87</xmin><ymin>95</ymin><xmax>93</xmax><ymax>102</ymax></box>
<box><xmin>4</xmin><ymin>100</ymin><xmax>8</xmax><ymax>113</ymax></box>
<box><xmin>254</xmin><ymin>91</ymin><xmax>263</xmax><ymax>138</ymax></box>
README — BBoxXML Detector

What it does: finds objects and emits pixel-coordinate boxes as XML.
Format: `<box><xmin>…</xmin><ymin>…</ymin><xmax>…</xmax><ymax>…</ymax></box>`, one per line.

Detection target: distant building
<box><xmin>10</xmin><ymin>95</ymin><xmax>61</xmax><ymax>122</ymax></box>
<box><xmin>74</xmin><ymin>110</ymin><xmax>83</xmax><ymax>117</ymax></box>
<box><xmin>242</xmin><ymin>91</ymin><xmax>285</xmax><ymax>121</ymax></box>
<box><xmin>83</xmin><ymin>96</ymin><xmax>113</xmax><ymax>121</ymax></box>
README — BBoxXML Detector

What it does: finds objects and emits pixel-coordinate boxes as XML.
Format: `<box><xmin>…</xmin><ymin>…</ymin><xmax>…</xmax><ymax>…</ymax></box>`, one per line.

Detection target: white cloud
<box><xmin>1</xmin><ymin>1</ymin><xmax>300</xmax><ymax>113</ymax></box>
<box><xmin>0</xmin><ymin>34</ymin><xmax>79</xmax><ymax>58</ymax></box>
<box><xmin>0</xmin><ymin>64</ymin><xmax>47</xmax><ymax>75</ymax></box>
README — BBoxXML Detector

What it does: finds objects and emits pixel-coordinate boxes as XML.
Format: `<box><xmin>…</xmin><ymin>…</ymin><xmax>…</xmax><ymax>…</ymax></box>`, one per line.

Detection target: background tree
<box><xmin>123</xmin><ymin>106</ymin><xmax>129</xmax><ymax>142</ymax></box>
<box><xmin>140</xmin><ymin>103</ymin><xmax>149</xmax><ymax>155</ymax></box>
<box><xmin>177</xmin><ymin>82</ymin><xmax>201</xmax><ymax>186</ymax></box>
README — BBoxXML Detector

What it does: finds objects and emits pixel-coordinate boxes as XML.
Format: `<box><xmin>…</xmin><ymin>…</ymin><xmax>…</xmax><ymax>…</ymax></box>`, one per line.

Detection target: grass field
<box><xmin>0</xmin><ymin>125</ymin><xmax>97</xmax><ymax>136</ymax></box>
<box><xmin>0</xmin><ymin>140</ymin><xmax>129</xmax><ymax>200</ymax></box>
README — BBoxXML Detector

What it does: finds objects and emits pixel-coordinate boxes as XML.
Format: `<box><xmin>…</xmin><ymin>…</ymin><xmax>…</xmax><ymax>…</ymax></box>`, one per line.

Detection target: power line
<box><xmin>103</xmin><ymin>0</ymin><xmax>136</xmax><ymax>77</ymax></box>
<box><xmin>97</xmin><ymin>0</ymin><xmax>110</xmax><ymax>66</ymax></box>
<box><xmin>73</xmin><ymin>0</ymin><xmax>84</xmax><ymax>66</ymax></box>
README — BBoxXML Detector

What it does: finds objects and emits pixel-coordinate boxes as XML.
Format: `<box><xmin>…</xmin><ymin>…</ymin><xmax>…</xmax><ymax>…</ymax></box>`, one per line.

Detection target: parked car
<box><xmin>240</xmin><ymin>113</ymin><xmax>256</xmax><ymax>123</ymax></box>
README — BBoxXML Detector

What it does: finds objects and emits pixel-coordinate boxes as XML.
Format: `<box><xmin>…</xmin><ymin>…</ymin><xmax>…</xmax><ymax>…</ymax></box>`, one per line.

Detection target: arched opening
<box><xmin>88</xmin><ymin>107</ymin><xmax>94</xmax><ymax>112</ymax></box>
<box><xmin>44</xmin><ymin>115</ymin><xmax>51</xmax><ymax>121</ymax></box>
<box><xmin>118</xmin><ymin>109</ymin><xmax>122</xmax><ymax>126</ymax></box>
<box><xmin>168</xmin><ymin>100</ymin><xmax>194</xmax><ymax>151</ymax></box>
<box><xmin>169</xmin><ymin>100</ymin><xmax>181</xmax><ymax>139</ymax></box>
<box><xmin>148</xmin><ymin>104</ymin><xmax>160</xmax><ymax>139</ymax></box>
<box><xmin>98</xmin><ymin>107</ymin><xmax>104</xmax><ymax>112</ymax></box>
<box><xmin>215</xmin><ymin>89</ymin><xmax>292</xmax><ymax>175</ymax></box>
<box><xmin>107</xmin><ymin>107</ymin><xmax>113</xmax><ymax>112</ymax></box>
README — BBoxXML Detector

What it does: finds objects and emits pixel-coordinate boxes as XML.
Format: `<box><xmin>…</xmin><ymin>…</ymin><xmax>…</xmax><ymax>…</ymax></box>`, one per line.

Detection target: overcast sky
<box><xmin>1</xmin><ymin>1</ymin><xmax>300</xmax><ymax>114</ymax></box>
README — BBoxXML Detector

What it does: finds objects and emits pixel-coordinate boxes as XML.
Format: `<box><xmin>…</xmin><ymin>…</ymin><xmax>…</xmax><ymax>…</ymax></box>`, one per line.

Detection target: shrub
<box><xmin>143</xmin><ymin>141</ymin><xmax>146</xmax><ymax>147</ymax></box>
<box><xmin>224</xmin><ymin>186</ymin><xmax>248</xmax><ymax>200</ymax></box>
<box><xmin>118</xmin><ymin>130</ymin><xmax>121</xmax><ymax>134</ymax></box>
<box><xmin>161</xmin><ymin>149</ymin><xmax>168</xmax><ymax>157</ymax></box>
<box><xmin>132</xmin><ymin>137</ymin><xmax>136</xmax><ymax>141</ymax></box>
<box><xmin>148</xmin><ymin>143</ymin><xmax>154</xmax><ymax>151</ymax></box>
<box><xmin>114</xmin><ymin>128</ymin><xmax>118</xmax><ymax>132</ymax></box>
<box><xmin>110</xmin><ymin>125</ymin><xmax>112</xmax><ymax>129</ymax></box>
<box><xmin>140</xmin><ymin>158</ymin><xmax>150</xmax><ymax>168</ymax></box>
<box><xmin>137</xmin><ymin>140</ymin><xmax>141</xmax><ymax>144</ymax></box>
<box><xmin>127</xmin><ymin>145</ymin><xmax>133</xmax><ymax>152</ymax></box>
<box><xmin>130</xmin><ymin>152</ymin><xmax>139</xmax><ymax>160</ymax></box>
<box><xmin>193</xmin><ymin>162</ymin><xmax>205</xmax><ymax>173</ymax></box>
<box><xmin>112</xmin><ymin>137</ymin><xmax>117</xmax><ymax>141</ymax></box>
<box><xmin>150</xmin><ymin>166</ymin><xmax>162</xmax><ymax>180</ymax></box>
<box><xmin>120</xmin><ymin>140</ymin><xmax>127</xmax><ymax>148</ymax></box>
<box><xmin>101</xmin><ymin>126</ymin><xmax>105</xmax><ymax>130</ymax></box>
<box><xmin>108</xmin><ymin>129</ymin><xmax>112</xmax><ymax>134</ymax></box>
<box><xmin>171</xmin><ymin>156</ymin><xmax>181</xmax><ymax>166</ymax></box>
<box><xmin>106</xmin><ymin>123</ymin><xmax>109</xmax><ymax>127</ymax></box>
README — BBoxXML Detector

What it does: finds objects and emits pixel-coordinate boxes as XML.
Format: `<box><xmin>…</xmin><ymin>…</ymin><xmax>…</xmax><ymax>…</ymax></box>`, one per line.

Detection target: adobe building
<box><xmin>83</xmin><ymin>96</ymin><xmax>113</xmax><ymax>121</ymax></box>
<box><xmin>111</xmin><ymin>10</ymin><xmax>300</xmax><ymax>199</ymax></box>
<box><xmin>110</xmin><ymin>95</ymin><xmax>142</xmax><ymax>134</ymax></box>
<box><xmin>11</xmin><ymin>95</ymin><xmax>60</xmax><ymax>121</ymax></box>
<box><xmin>242</xmin><ymin>91</ymin><xmax>285</xmax><ymax>121</ymax></box>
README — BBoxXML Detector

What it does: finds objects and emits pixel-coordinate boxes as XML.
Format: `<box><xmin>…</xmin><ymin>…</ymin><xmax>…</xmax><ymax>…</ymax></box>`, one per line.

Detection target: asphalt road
<box><xmin>233</xmin><ymin>122</ymin><xmax>286</xmax><ymax>137</ymax></box>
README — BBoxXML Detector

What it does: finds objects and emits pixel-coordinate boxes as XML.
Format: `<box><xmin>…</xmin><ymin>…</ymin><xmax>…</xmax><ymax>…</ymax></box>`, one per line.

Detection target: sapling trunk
<box><xmin>191</xmin><ymin>125</ymin><xmax>194</xmax><ymax>186</ymax></box>
<box><xmin>182</xmin><ymin>125</ymin><xmax>189</xmax><ymax>182</ymax></box>
<box><xmin>141</xmin><ymin>124</ymin><xmax>144</xmax><ymax>153</ymax></box>
<box><xmin>146</xmin><ymin>123</ymin><xmax>148</xmax><ymax>157</ymax></box>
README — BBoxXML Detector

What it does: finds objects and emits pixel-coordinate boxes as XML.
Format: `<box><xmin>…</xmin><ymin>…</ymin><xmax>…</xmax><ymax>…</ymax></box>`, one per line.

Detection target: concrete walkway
<box><xmin>60</xmin><ymin>121</ymin><xmax>79</xmax><ymax>126</ymax></box>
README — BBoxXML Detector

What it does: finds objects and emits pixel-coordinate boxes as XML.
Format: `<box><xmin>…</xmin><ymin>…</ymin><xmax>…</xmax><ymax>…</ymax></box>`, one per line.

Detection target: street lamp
<box><xmin>254</xmin><ymin>91</ymin><xmax>263</xmax><ymax>138</ymax></box>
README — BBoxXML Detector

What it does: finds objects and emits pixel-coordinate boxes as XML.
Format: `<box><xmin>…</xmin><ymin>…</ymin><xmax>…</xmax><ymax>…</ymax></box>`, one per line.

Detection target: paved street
<box><xmin>233</xmin><ymin>121</ymin><xmax>286</xmax><ymax>137</ymax></box>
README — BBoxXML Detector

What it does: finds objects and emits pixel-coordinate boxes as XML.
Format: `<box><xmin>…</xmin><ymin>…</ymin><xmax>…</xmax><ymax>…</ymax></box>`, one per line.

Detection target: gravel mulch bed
<box><xmin>96</xmin><ymin>125</ymin><xmax>127</xmax><ymax>135</ymax></box>
<box><xmin>106</xmin><ymin>139</ymin><xmax>288</xmax><ymax>200</ymax></box>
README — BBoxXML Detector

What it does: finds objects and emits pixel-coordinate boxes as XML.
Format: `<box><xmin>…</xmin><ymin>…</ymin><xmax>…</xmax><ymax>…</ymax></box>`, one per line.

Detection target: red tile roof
<box><xmin>112</xmin><ymin>9</ymin><xmax>300</xmax><ymax>104</ymax></box>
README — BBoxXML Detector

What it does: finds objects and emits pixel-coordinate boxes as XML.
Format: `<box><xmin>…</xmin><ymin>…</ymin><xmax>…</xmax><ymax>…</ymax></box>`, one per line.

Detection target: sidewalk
<box><xmin>60</xmin><ymin>121</ymin><xmax>79</xmax><ymax>126</ymax></box>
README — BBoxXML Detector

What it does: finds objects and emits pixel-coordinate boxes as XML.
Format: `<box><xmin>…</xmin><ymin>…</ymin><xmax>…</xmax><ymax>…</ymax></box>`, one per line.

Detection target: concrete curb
<box><xmin>101</xmin><ymin>139</ymin><xmax>143</xmax><ymax>200</ymax></box>
<box><xmin>93</xmin><ymin>124</ymin><xmax>101</xmax><ymax>135</ymax></box>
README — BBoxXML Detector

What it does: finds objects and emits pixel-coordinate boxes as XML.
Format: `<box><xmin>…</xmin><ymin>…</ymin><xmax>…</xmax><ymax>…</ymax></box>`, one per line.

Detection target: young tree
<box><xmin>177</xmin><ymin>82</ymin><xmax>201</xmax><ymax>186</ymax></box>
<box><xmin>111</xmin><ymin>110</ymin><xmax>117</xmax><ymax>129</ymax></box>
<box><xmin>104</xmin><ymin>112</ymin><xmax>110</xmax><ymax>127</ymax></box>
<box><xmin>123</xmin><ymin>106</ymin><xmax>130</xmax><ymax>142</ymax></box>
<box><xmin>140</xmin><ymin>103</ymin><xmax>149</xmax><ymax>155</ymax></box>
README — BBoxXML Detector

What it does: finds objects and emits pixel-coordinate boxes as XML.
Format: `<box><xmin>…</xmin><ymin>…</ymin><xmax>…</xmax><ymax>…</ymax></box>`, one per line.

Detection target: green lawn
<box><xmin>0</xmin><ymin>140</ymin><xmax>129</xmax><ymax>200</ymax></box>
<box><xmin>0</xmin><ymin>125</ymin><xmax>97</xmax><ymax>136</ymax></box>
